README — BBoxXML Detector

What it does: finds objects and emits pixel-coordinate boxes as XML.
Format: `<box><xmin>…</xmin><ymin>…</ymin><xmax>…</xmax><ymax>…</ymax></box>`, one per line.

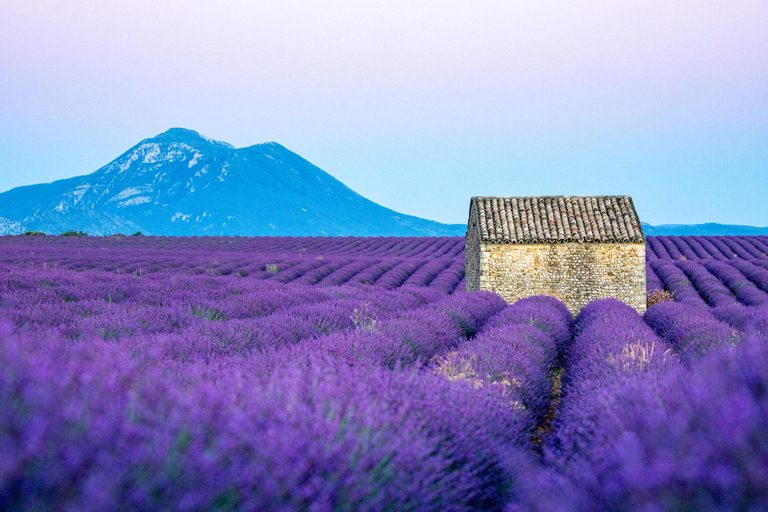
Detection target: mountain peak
<box><xmin>0</xmin><ymin>129</ymin><xmax>466</xmax><ymax>236</ymax></box>
<box><xmin>149</xmin><ymin>128</ymin><xmax>234</xmax><ymax>149</ymax></box>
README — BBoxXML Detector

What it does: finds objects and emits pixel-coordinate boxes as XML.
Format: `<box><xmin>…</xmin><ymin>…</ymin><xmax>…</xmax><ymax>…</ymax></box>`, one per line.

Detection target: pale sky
<box><xmin>1</xmin><ymin>0</ymin><xmax>766</xmax><ymax>226</ymax></box>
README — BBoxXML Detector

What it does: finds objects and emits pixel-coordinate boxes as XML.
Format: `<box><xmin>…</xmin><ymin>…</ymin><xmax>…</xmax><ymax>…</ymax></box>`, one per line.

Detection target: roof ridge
<box><xmin>470</xmin><ymin>195</ymin><xmax>644</xmax><ymax>244</ymax></box>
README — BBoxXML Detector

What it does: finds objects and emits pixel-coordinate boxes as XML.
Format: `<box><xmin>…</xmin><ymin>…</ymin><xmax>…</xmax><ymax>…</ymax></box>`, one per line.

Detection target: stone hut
<box><xmin>465</xmin><ymin>196</ymin><xmax>646</xmax><ymax>314</ymax></box>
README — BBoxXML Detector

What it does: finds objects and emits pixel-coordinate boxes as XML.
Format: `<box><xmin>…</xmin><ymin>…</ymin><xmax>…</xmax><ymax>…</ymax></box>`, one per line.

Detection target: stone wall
<box><xmin>469</xmin><ymin>242</ymin><xmax>646</xmax><ymax>314</ymax></box>
<box><xmin>464</xmin><ymin>218</ymin><xmax>480</xmax><ymax>292</ymax></box>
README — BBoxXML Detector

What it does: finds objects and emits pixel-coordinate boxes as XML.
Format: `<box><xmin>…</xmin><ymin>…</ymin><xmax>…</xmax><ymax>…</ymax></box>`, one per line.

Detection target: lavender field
<box><xmin>2</xmin><ymin>234</ymin><xmax>768</xmax><ymax>511</ymax></box>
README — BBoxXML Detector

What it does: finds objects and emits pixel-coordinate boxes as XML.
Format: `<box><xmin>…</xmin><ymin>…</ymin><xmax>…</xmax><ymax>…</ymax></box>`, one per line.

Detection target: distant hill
<box><xmin>641</xmin><ymin>222</ymin><xmax>768</xmax><ymax>236</ymax></box>
<box><xmin>0</xmin><ymin>128</ymin><xmax>466</xmax><ymax>237</ymax></box>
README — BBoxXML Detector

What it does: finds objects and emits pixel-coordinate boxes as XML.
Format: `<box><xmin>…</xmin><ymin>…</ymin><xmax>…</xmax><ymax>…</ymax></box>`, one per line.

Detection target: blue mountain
<box><xmin>641</xmin><ymin>222</ymin><xmax>768</xmax><ymax>236</ymax></box>
<box><xmin>0</xmin><ymin>128</ymin><xmax>466</xmax><ymax>236</ymax></box>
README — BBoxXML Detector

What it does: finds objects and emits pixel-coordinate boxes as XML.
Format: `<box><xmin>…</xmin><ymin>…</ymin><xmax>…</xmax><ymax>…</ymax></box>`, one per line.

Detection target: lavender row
<box><xmin>0</xmin><ymin>284</ymin><xmax>519</xmax><ymax>510</ymax></box>
<box><xmin>648</xmin><ymin>259</ymin><xmax>768</xmax><ymax>309</ymax></box>
<box><xmin>646</xmin><ymin>235</ymin><xmax>768</xmax><ymax>261</ymax></box>
<box><xmin>649</xmin><ymin>261</ymin><xmax>710</xmax><ymax>308</ymax></box>
<box><xmin>0</xmin><ymin>234</ymin><xmax>466</xmax><ymax>259</ymax></box>
<box><xmin>727</xmin><ymin>259</ymin><xmax>768</xmax><ymax>292</ymax></box>
<box><xmin>1</xmin><ymin>267</ymin><xmax>459</xmax><ymax>362</ymax></box>
<box><xmin>0</xmin><ymin>320</ymin><xmax>538</xmax><ymax>511</ymax></box>
<box><xmin>677</xmin><ymin>259</ymin><xmax>739</xmax><ymax>307</ymax></box>
<box><xmin>546</xmin><ymin>299</ymin><xmax>678</xmax><ymax>504</ymax></box>
<box><xmin>8</xmin><ymin>234</ymin><xmax>768</xmax><ymax>277</ymax></box>
<box><xmin>3</xmin><ymin>287</ymin><xmax>582</xmax><ymax>510</ymax></box>
<box><xmin>576</xmin><ymin>337</ymin><xmax>768</xmax><ymax>510</ymax></box>
<box><xmin>432</xmin><ymin>296</ymin><xmax>572</xmax><ymax>428</ymax></box>
<box><xmin>643</xmin><ymin>301</ymin><xmax>740</xmax><ymax>365</ymax></box>
<box><xmin>520</xmin><ymin>297</ymin><xmax>768</xmax><ymax>510</ymax></box>
<box><xmin>7</xmin><ymin>233</ymin><xmax>768</xmax><ymax>262</ymax></box>
<box><xmin>701</xmin><ymin>259</ymin><xmax>768</xmax><ymax>306</ymax></box>
<box><xmin>268</xmin><ymin>291</ymin><xmax>508</xmax><ymax>374</ymax></box>
<box><xmin>645</xmin><ymin>263</ymin><xmax>663</xmax><ymax>293</ymax></box>
<box><xmin>556</xmin><ymin>299</ymin><xmax>677</xmax><ymax>418</ymax></box>
<box><xmin>1</xmin><ymin>252</ymin><xmax>466</xmax><ymax>293</ymax></box>
<box><xmin>711</xmin><ymin>300</ymin><xmax>768</xmax><ymax>342</ymax></box>
<box><xmin>541</xmin><ymin>299</ymin><xmax>681</xmax><ymax>509</ymax></box>
<box><xmin>9</xmin><ymin>237</ymin><xmax>768</xmax><ymax>306</ymax></box>
<box><xmin>482</xmin><ymin>295</ymin><xmax>572</xmax><ymax>356</ymax></box>
<box><xmin>541</xmin><ymin>338</ymin><xmax>768</xmax><ymax>508</ymax></box>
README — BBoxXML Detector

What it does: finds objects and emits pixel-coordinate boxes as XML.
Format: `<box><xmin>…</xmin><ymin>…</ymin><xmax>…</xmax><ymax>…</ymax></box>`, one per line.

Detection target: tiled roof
<box><xmin>470</xmin><ymin>196</ymin><xmax>644</xmax><ymax>244</ymax></box>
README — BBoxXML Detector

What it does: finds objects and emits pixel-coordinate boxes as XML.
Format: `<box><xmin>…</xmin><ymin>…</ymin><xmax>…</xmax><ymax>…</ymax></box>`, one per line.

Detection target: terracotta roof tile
<box><xmin>470</xmin><ymin>196</ymin><xmax>644</xmax><ymax>244</ymax></box>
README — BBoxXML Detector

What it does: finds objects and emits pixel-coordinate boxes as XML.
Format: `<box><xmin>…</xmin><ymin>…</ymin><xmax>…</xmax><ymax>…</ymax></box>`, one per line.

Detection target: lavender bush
<box><xmin>432</xmin><ymin>296</ymin><xmax>571</xmax><ymax>425</ymax></box>
<box><xmin>3</xmin><ymin>234</ymin><xmax>768</xmax><ymax>510</ymax></box>
<box><xmin>538</xmin><ymin>337</ymin><xmax>768</xmax><ymax>511</ymax></box>
<box><xmin>0</xmin><ymin>322</ymin><xmax>536</xmax><ymax>511</ymax></box>
<box><xmin>701</xmin><ymin>259</ymin><xmax>768</xmax><ymax>306</ymax></box>
<box><xmin>644</xmin><ymin>301</ymin><xmax>741</xmax><ymax>364</ymax></box>
<box><xmin>649</xmin><ymin>261</ymin><xmax>709</xmax><ymax>308</ymax></box>
<box><xmin>541</xmin><ymin>300</ymin><xmax>680</xmax><ymax>507</ymax></box>
<box><xmin>677</xmin><ymin>260</ymin><xmax>738</xmax><ymax>307</ymax></box>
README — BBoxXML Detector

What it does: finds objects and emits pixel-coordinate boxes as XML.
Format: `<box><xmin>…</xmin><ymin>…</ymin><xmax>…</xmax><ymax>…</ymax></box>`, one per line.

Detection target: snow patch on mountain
<box><xmin>217</xmin><ymin>163</ymin><xmax>229</xmax><ymax>182</ymax></box>
<box><xmin>141</xmin><ymin>144</ymin><xmax>161</xmax><ymax>164</ymax></box>
<box><xmin>109</xmin><ymin>187</ymin><xmax>144</xmax><ymax>201</ymax></box>
<box><xmin>115</xmin><ymin>151</ymin><xmax>141</xmax><ymax>173</ymax></box>
<box><xmin>141</xmin><ymin>143</ymin><xmax>195</xmax><ymax>164</ymax></box>
<box><xmin>117</xmin><ymin>196</ymin><xmax>151</xmax><ymax>208</ymax></box>
<box><xmin>188</xmin><ymin>152</ymin><xmax>202</xmax><ymax>167</ymax></box>
<box><xmin>0</xmin><ymin>217</ymin><xmax>24</xmax><ymax>235</ymax></box>
<box><xmin>71</xmin><ymin>184</ymin><xmax>90</xmax><ymax>203</ymax></box>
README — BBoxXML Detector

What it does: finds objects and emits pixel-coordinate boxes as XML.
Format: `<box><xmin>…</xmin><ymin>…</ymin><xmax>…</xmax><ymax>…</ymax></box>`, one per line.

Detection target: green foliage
<box><xmin>132</xmin><ymin>231</ymin><xmax>144</xmax><ymax>236</ymax></box>
<box><xmin>192</xmin><ymin>305</ymin><xmax>228</xmax><ymax>322</ymax></box>
<box><xmin>23</xmin><ymin>231</ymin><xmax>46</xmax><ymax>235</ymax></box>
<box><xmin>60</xmin><ymin>230</ymin><xmax>88</xmax><ymax>237</ymax></box>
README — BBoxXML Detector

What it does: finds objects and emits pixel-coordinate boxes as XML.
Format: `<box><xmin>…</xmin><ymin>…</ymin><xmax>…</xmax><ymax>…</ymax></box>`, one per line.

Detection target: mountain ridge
<box><xmin>0</xmin><ymin>128</ymin><xmax>466</xmax><ymax>237</ymax></box>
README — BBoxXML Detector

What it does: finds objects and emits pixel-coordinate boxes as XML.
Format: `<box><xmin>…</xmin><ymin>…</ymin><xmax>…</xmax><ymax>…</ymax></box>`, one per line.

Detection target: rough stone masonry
<box><xmin>465</xmin><ymin>196</ymin><xmax>646</xmax><ymax>314</ymax></box>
